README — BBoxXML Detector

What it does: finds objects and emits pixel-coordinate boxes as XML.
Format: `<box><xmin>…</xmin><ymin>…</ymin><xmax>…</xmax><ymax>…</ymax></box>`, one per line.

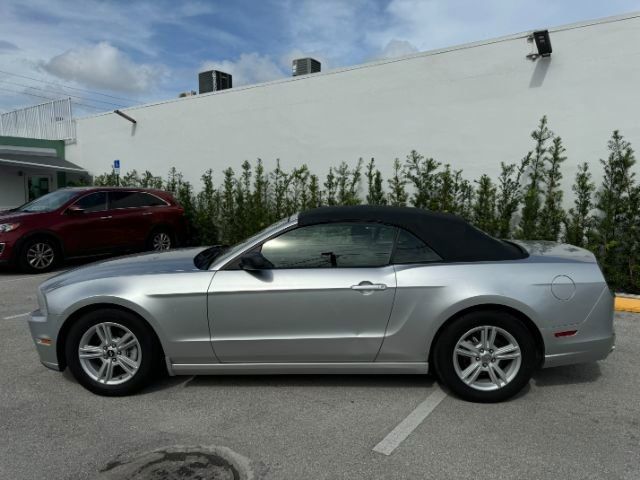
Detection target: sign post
<box><xmin>113</xmin><ymin>160</ymin><xmax>121</xmax><ymax>186</ymax></box>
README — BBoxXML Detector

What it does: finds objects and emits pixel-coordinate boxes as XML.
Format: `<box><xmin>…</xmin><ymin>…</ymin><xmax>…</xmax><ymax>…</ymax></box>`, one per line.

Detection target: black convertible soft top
<box><xmin>298</xmin><ymin>206</ymin><xmax>526</xmax><ymax>262</ymax></box>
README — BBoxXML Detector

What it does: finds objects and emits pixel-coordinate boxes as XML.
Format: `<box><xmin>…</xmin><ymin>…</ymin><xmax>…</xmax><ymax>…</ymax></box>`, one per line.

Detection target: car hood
<box><xmin>512</xmin><ymin>240</ymin><xmax>597</xmax><ymax>263</ymax></box>
<box><xmin>0</xmin><ymin>210</ymin><xmax>42</xmax><ymax>222</ymax></box>
<box><xmin>40</xmin><ymin>247</ymin><xmax>209</xmax><ymax>291</ymax></box>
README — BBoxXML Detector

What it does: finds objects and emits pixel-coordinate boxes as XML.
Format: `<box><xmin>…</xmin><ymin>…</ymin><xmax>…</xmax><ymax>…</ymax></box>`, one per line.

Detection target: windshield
<box><xmin>200</xmin><ymin>215</ymin><xmax>295</xmax><ymax>269</ymax></box>
<box><xmin>15</xmin><ymin>190</ymin><xmax>79</xmax><ymax>213</ymax></box>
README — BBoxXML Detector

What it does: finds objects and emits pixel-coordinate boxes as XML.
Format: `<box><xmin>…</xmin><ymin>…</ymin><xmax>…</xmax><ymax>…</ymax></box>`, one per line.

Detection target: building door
<box><xmin>27</xmin><ymin>174</ymin><xmax>52</xmax><ymax>201</ymax></box>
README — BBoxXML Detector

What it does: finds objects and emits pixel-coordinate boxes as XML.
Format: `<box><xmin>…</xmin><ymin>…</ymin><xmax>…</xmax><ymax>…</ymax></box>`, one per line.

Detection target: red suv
<box><xmin>0</xmin><ymin>187</ymin><xmax>187</xmax><ymax>272</ymax></box>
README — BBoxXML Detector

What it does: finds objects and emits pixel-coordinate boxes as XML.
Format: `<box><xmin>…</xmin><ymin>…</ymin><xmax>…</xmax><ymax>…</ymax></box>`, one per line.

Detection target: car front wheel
<box><xmin>65</xmin><ymin>309</ymin><xmax>160</xmax><ymax>396</ymax></box>
<box><xmin>20</xmin><ymin>237</ymin><xmax>59</xmax><ymax>273</ymax></box>
<box><xmin>433</xmin><ymin>310</ymin><xmax>537</xmax><ymax>402</ymax></box>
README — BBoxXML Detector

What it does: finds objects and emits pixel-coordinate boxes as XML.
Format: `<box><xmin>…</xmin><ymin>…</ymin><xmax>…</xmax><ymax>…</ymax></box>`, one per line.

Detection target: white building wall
<box><xmin>0</xmin><ymin>166</ymin><xmax>61</xmax><ymax>210</ymax></box>
<box><xmin>66</xmin><ymin>13</ymin><xmax>640</xmax><ymax>202</ymax></box>
<box><xmin>0</xmin><ymin>166</ymin><xmax>27</xmax><ymax>210</ymax></box>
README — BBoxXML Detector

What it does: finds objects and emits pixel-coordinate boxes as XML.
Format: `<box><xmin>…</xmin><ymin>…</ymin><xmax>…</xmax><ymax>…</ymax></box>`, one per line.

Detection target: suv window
<box><xmin>73</xmin><ymin>192</ymin><xmax>107</xmax><ymax>212</ymax></box>
<box><xmin>109</xmin><ymin>191</ymin><xmax>166</xmax><ymax>209</ymax></box>
<box><xmin>392</xmin><ymin>229</ymin><xmax>442</xmax><ymax>264</ymax></box>
<box><xmin>260</xmin><ymin>223</ymin><xmax>396</xmax><ymax>269</ymax></box>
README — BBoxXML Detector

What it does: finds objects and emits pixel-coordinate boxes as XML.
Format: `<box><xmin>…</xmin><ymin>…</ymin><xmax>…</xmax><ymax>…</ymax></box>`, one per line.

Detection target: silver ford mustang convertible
<box><xmin>28</xmin><ymin>206</ymin><xmax>615</xmax><ymax>402</ymax></box>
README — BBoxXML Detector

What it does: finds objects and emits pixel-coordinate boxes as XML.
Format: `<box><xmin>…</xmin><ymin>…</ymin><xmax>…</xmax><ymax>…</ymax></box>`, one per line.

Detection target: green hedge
<box><xmin>92</xmin><ymin>117</ymin><xmax>640</xmax><ymax>293</ymax></box>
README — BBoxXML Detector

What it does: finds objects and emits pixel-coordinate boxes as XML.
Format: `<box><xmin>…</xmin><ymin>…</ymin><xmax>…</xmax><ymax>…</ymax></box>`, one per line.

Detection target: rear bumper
<box><xmin>543</xmin><ymin>334</ymin><xmax>615</xmax><ymax>368</ymax></box>
<box><xmin>542</xmin><ymin>286</ymin><xmax>615</xmax><ymax>368</ymax></box>
<box><xmin>27</xmin><ymin>309</ymin><xmax>62</xmax><ymax>371</ymax></box>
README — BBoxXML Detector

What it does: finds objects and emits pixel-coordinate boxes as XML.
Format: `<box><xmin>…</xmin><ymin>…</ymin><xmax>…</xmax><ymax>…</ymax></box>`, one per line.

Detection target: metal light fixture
<box><xmin>533</xmin><ymin>30</ymin><xmax>552</xmax><ymax>56</ymax></box>
<box><xmin>114</xmin><ymin>109</ymin><xmax>137</xmax><ymax>124</ymax></box>
<box><xmin>527</xmin><ymin>29</ymin><xmax>552</xmax><ymax>60</ymax></box>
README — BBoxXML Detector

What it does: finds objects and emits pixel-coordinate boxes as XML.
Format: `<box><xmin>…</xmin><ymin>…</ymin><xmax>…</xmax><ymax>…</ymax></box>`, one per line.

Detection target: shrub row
<box><xmin>90</xmin><ymin>116</ymin><xmax>639</xmax><ymax>293</ymax></box>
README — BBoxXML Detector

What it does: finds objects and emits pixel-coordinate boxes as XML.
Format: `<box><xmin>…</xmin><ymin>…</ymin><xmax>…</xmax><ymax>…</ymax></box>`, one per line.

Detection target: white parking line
<box><xmin>373</xmin><ymin>385</ymin><xmax>448</xmax><ymax>456</ymax></box>
<box><xmin>3</xmin><ymin>312</ymin><xmax>31</xmax><ymax>320</ymax></box>
<box><xmin>0</xmin><ymin>274</ymin><xmax>51</xmax><ymax>284</ymax></box>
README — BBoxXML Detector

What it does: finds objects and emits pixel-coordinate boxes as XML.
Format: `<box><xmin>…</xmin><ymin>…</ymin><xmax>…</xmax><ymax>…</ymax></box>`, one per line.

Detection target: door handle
<box><xmin>100</xmin><ymin>215</ymin><xmax>112</xmax><ymax>220</ymax></box>
<box><xmin>142</xmin><ymin>212</ymin><xmax>153</xmax><ymax>216</ymax></box>
<box><xmin>351</xmin><ymin>283</ymin><xmax>387</xmax><ymax>291</ymax></box>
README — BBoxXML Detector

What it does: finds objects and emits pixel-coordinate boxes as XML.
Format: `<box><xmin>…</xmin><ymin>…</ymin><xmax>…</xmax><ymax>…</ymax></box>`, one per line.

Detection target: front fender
<box><xmin>44</xmin><ymin>271</ymin><xmax>215</xmax><ymax>364</ymax></box>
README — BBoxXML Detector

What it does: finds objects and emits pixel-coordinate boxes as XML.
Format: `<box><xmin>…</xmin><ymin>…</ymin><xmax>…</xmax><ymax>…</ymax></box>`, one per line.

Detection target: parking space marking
<box><xmin>0</xmin><ymin>274</ymin><xmax>51</xmax><ymax>284</ymax></box>
<box><xmin>3</xmin><ymin>312</ymin><xmax>31</xmax><ymax>320</ymax></box>
<box><xmin>373</xmin><ymin>385</ymin><xmax>448</xmax><ymax>456</ymax></box>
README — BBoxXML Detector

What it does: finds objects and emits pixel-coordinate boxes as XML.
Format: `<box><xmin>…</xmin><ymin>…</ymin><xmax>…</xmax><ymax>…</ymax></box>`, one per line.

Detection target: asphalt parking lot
<box><xmin>1</xmin><ymin>269</ymin><xmax>639</xmax><ymax>480</ymax></box>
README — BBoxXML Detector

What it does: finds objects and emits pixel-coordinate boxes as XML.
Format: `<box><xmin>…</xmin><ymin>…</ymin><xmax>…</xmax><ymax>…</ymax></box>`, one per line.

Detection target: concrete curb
<box><xmin>615</xmin><ymin>294</ymin><xmax>640</xmax><ymax>313</ymax></box>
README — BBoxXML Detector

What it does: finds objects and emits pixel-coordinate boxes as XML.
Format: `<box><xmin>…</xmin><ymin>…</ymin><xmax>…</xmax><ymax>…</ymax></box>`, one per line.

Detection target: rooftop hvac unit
<box><xmin>198</xmin><ymin>70</ymin><xmax>233</xmax><ymax>94</ymax></box>
<box><xmin>292</xmin><ymin>58</ymin><xmax>321</xmax><ymax>76</ymax></box>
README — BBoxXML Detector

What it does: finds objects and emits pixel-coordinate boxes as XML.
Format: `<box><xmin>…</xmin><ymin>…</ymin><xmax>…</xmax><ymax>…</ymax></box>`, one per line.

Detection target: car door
<box><xmin>107</xmin><ymin>191</ymin><xmax>157</xmax><ymax>248</ymax></box>
<box><xmin>208</xmin><ymin>222</ymin><xmax>398</xmax><ymax>363</ymax></box>
<box><xmin>58</xmin><ymin>191</ymin><xmax>114</xmax><ymax>255</ymax></box>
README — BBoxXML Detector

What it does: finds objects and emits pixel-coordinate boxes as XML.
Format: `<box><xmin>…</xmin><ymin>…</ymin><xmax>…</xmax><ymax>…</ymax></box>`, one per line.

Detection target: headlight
<box><xmin>0</xmin><ymin>223</ymin><xmax>20</xmax><ymax>233</ymax></box>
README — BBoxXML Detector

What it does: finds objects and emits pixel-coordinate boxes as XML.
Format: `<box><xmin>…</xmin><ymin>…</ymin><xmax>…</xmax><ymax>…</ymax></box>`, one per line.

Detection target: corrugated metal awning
<box><xmin>0</xmin><ymin>153</ymin><xmax>86</xmax><ymax>172</ymax></box>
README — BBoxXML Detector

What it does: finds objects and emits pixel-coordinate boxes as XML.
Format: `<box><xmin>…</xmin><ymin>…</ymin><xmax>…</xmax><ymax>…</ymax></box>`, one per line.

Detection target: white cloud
<box><xmin>282</xmin><ymin>0</ymin><xmax>374</xmax><ymax>68</ymax></box>
<box><xmin>376</xmin><ymin>39</ymin><xmax>419</xmax><ymax>60</ymax></box>
<box><xmin>0</xmin><ymin>40</ymin><xmax>18</xmax><ymax>52</ymax></box>
<box><xmin>42</xmin><ymin>42</ymin><xmax>165</xmax><ymax>93</ymax></box>
<box><xmin>200</xmin><ymin>53</ymin><xmax>285</xmax><ymax>87</ymax></box>
<box><xmin>177</xmin><ymin>1</ymin><xmax>217</xmax><ymax>17</ymax></box>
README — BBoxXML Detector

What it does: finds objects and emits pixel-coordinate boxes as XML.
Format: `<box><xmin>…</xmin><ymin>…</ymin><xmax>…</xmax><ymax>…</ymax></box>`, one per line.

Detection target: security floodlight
<box><xmin>533</xmin><ymin>30</ymin><xmax>552</xmax><ymax>57</ymax></box>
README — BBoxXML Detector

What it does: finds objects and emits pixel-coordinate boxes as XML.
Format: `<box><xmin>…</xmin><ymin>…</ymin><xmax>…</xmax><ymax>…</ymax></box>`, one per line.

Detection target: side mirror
<box><xmin>66</xmin><ymin>205</ymin><xmax>85</xmax><ymax>215</ymax></box>
<box><xmin>239</xmin><ymin>251</ymin><xmax>273</xmax><ymax>271</ymax></box>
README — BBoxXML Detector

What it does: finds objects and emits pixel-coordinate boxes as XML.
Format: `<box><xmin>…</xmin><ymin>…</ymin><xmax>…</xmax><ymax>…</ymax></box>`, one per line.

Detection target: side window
<box><xmin>133</xmin><ymin>193</ymin><xmax>166</xmax><ymax>207</ymax></box>
<box><xmin>109</xmin><ymin>191</ymin><xmax>166</xmax><ymax>209</ymax></box>
<box><xmin>392</xmin><ymin>229</ymin><xmax>442</xmax><ymax>264</ymax></box>
<box><xmin>73</xmin><ymin>192</ymin><xmax>107</xmax><ymax>213</ymax></box>
<box><xmin>260</xmin><ymin>223</ymin><xmax>397</xmax><ymax>269</ymax></box>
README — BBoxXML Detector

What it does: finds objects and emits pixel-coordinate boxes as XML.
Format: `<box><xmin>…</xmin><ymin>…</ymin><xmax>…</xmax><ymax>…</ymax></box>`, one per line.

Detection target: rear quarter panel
<box><xmin>377</xmin><ymin>258</ymin><xmax>607</xmax><ymax>362</ymax></box>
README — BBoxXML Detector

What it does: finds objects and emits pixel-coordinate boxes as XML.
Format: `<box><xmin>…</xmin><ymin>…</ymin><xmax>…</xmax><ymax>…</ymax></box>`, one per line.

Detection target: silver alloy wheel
<box><xmin>78</xmin><ymin>322</ymin><xmax>142</xmax><ymax>385</ymax></box>
<box><xmin>26</xmin><ymin>242</ymin><xmax>55</xmax><ymax>270</ymax></box>
<box><xmin>453</xmin><ymin>325</ymin><xmax>522</xmax><ymax>391</ymax></box>
<box><xmin>152</xmin><ymin>232</ymin><xmax>171</xmax><ymax>251</ymax></box>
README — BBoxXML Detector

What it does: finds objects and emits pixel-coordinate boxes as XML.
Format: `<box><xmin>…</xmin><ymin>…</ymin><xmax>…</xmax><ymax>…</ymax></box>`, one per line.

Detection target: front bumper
<box><xmin>542</xmin><ymin>286</ymin><xmax>615</xmax><ymax>368</ymax></box>
<box><xmin>0</xmin><ymin>231</ymin><xmax>20</xmax><ymax>264</ymax></box>
<box><xmin>28</xmin><ymin>309</ymin><xmax>62</xmax><ymax>371</ymax></box>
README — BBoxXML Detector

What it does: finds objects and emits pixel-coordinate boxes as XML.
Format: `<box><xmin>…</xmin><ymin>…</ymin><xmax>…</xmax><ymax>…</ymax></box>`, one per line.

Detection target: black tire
<box><xmin>19</xmin><ymin>236</ymin><xmax>60</xmax><ymax>273</ymax></box>
<box><xmin>65</xmin><ymin>308</ymin><xmax>162</xmax><ymax>396</ymax></box>
<box><xmin>147</xmin><ymin>227</ymin><xmax>173</xmax><ymax>252</ymax></box>
<box><xmin>433</xmin><ymin>310</ymin><xmax>537</xmax><ymax>403</ymax></box>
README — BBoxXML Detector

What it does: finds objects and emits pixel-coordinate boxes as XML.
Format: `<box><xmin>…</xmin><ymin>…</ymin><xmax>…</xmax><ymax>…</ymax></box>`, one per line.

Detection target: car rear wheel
<box><xmin>65</xmin><ymin>308</ymin><xmax>161</xmax><ymax>396</ymax></box>
<box><xmin>433</xmin><ymin>310</ymin><xmax>537</xmax><ymax>402</ymax></box>
<box><xmin>19</xmin><ymin>237</ymin><xmax>59</xmax><ymax>273</ymax></box>
<box><xmin>148</xmin><ymin>228</ymin><xmax>173</xmax><ymax>252</ymax></box>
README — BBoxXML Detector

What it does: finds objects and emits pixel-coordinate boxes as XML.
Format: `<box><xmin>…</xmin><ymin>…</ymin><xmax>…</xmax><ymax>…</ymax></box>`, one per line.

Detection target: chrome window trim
<box><xmin>65</xmin><ymin>191</ymin><xmax>110</xmax><ymax>214</ymax></box>
<box><xmin>63</xmin><ymin>190</ymin><xmax>170</xmax><ymax>215</ymax></box>
<box><xmin>214</xmin><ymin>218</ymin><xmax>411</xmax><ymax>271</ymax></box>
<box><xmin>107</xmin><ymin>191</ymin><xmax>170</xmax><ymax>210</ymax></box>
<box><xmin>257</xmin><ymin>221</ymin><xmax>399</xmax><ymax>270</ymax></box>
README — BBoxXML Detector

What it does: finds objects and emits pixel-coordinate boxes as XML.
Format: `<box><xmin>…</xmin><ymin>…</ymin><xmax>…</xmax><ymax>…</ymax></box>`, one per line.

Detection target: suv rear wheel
<box><xmin>148</xmin><ymin>228</ymin><xmax>173</xmax><ymax>251</ymax></box>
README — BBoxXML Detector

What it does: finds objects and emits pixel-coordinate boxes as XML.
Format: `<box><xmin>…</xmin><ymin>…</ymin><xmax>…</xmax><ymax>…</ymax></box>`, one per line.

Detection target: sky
<box><xmin>1</xmin><ymin>0</ymin><xmax>639</xmax><ymax>116</ymax></box>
